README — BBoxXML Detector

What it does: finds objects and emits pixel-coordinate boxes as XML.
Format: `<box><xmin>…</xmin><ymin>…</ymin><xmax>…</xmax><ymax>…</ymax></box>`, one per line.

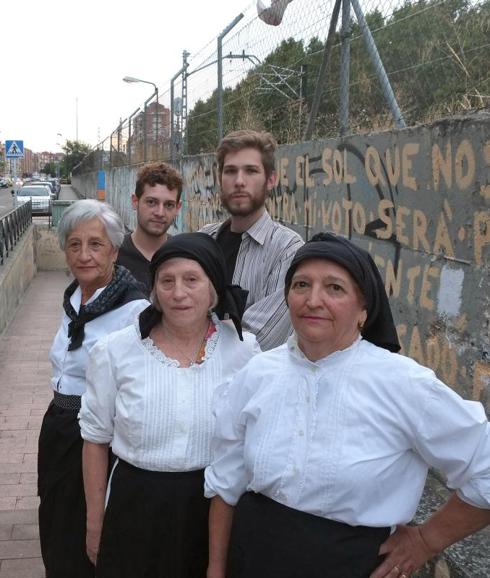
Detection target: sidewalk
<box><xmin>0</xmin><ymin>270</ymin><xmax>69</xmax><ymax>578</ymax></box>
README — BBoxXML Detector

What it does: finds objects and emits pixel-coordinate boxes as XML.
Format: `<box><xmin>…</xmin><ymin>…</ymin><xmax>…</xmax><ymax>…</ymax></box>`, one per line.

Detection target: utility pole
<box><xmin>217</xmin><ymin>14</ymin><xmax>244</xmax><ymax>143</ymax></box>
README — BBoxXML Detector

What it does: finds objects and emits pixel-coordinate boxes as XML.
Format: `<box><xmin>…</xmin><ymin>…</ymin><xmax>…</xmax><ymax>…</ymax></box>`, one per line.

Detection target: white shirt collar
<box><xmin>70</xmin><ymin>285</ymin><xmax>108</xmax><ymax>313</ymax></box>
<box><xmin>287</xmin><ymin>333</ymin><xmax>362</xmax><ymax>367</ymax></box>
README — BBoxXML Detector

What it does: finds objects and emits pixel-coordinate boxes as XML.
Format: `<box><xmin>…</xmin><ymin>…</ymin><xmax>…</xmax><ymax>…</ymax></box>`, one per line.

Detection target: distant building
<box><xmin>36</xmin><ymin>151</ymin><xmax>65</xmax><ymax>176</ymax></box>
<box><xmin>0</xmin><ymin>145</ymin><xmax>64</xmax><ymax>177</ymax></box>
<box><xmin>128</xmin><ymin>101</ymin><xmax>170</xmax><ymax>162</ymax></box>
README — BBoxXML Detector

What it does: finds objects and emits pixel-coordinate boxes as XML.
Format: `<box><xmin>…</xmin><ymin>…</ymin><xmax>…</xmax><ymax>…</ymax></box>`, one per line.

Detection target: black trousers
<box><xmin>38</xmin><ymin>401</ymin><xmax>95</xmax><ymax>578</ymax></box>
<box><xmin>227</xmin><ymin>492</ymin><xmax>390</xmax><ymax>578</ymax></box>
<box><xmin>96</xmin><ymin>460</ymin><xmax>209</xmax><ymax>578</ymax></box>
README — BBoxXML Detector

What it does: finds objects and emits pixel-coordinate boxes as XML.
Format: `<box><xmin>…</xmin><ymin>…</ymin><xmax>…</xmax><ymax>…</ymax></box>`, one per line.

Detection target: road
<box><xmin>0</xmin><ymin>187</ymin><xmax>15</xmax><ymax>218</ymax></box>
<box><xmin>0</xmin><ymin>184</ymin><xmax>79</xmax><ymax>219</ymax></box>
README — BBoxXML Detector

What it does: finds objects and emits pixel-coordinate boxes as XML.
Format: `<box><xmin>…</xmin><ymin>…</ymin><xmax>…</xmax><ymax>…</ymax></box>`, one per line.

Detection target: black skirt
<box><xmin>96</xmin><ymin>459</ymin><xmax>210</xmax><ymax>578</ymax></box>
<box><xmin>227</xmin><ymin>492</ymin><xmax>390</xmax><ymax>578</ymax></box>
<box><xmin>38</xmin><ymin>401</ymin><xmax>95</xmax><ymax>578</ymax></box>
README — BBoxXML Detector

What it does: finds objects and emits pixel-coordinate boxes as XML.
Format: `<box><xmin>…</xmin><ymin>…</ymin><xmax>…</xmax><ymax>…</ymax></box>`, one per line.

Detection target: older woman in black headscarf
<box><xmin>79</xmin><ymin>232</ymin><xmax>259</xmax><ymax>578</ymax></box>
<box><xmin>205</xmin><ymin>232</ymin><xmax>490</xmax><ymax>578</ymax></box>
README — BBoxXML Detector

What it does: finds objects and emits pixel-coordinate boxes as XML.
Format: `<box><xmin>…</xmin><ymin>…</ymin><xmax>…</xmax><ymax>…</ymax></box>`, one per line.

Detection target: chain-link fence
<box><xmin>74</xmin><ymin>0</ymin><xmax>489</xmax><ymax>175</ymax></box>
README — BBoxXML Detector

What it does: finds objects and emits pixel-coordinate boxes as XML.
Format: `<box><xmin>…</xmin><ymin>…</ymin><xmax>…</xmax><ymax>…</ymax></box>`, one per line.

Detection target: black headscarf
<box><xmin>63</xmin><ymin>264</ymin><xmax>146</xmax><ymax>351</ymax></box>
<box><xmin>284</xmin><ymin>232</ymin><xmax>400</xmax><ymax>353</ymax></box>
<box><xmin>139</xmin><ymin>232</ymin><xmax>248</xmax><ymax>340</ymax></box>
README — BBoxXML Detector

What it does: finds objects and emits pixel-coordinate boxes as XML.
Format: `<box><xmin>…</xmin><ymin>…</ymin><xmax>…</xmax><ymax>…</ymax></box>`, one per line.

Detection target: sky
<box><xmin>0</xmin><ymin>0</ymin><xmax>255</xmax><ymax>154</ymax></box>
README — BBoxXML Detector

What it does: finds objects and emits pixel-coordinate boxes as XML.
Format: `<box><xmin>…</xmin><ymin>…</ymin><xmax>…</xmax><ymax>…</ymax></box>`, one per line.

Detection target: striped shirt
<box><xmin>201</xmin><ymin>211</ymin><xmax>304</xmax><ymax>350</ymax></box>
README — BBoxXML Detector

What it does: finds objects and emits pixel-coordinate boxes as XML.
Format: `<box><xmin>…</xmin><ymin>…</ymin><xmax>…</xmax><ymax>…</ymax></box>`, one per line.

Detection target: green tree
<box><xmin>186</xmin><ymin>96</ymin><xmax>218</xmax><ymax>155</ymax></box>
<box><xmin>42</xmin><ymin>162</ymin><xmax>57</xmax><ymax>177</ymax></box>
<box><xmin>61</xmin><ymin>140</ymin><xmax>92</xmax><ymax>177</ymax></box>
<box><xmin>185</xmin><ymin>0</ymin><xmax>489</xmax><ymax>146</ymax></box>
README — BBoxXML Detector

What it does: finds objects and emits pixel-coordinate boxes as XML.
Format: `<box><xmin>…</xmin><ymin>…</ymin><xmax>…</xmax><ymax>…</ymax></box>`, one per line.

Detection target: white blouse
<box><xmin>205</xmin><ymin>336</ymin><xmax>490</xmax><ymax>528</ymax></box>
<box><xmin>49</xmin><ymin>285</ymin><xmax>149</xmax><ymax>396</ymax></box>
<box><xmin>79</xmin><ymin>317</ymin><xmax>260</xmax><ymax>472</ymax></box>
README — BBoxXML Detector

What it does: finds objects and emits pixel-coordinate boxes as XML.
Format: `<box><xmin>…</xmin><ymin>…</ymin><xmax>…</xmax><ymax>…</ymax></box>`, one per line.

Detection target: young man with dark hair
<box><xmin>117</xmin><ymin>162</ymin><xmax>182</xmax><ymax>294</ymax></box>
<box><xmin>201</xmin><ymin>129</ymin><xmax>304</xmax><ymax>350</ymax></box>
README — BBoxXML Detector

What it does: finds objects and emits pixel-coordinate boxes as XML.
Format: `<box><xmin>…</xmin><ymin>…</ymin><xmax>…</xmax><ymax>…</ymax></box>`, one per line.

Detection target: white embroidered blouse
<box><xmin>79</xmin><ymin>315</ymin><xmax>260</xmax><ymax>472</ymax></box>
<box><xmin>205</xmin><ymin>337</ymin><xmax>490</xmax><ymax>527</ymax></box>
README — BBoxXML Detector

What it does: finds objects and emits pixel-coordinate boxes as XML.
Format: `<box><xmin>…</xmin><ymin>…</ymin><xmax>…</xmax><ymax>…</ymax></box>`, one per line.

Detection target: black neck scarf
<box><xmin>284</xmin><ymin>232</ymin><xmax>401</xmax><ymax>353</ymax></box>
<box><xmin>63</xmin><ymin>264</ymin><xmax>146</xmax><ymax>351</ymax></box>
<box><xmin>139</xmin><ymin>232</ymin><xmax>248</xmax><ymax>341</ymax></box>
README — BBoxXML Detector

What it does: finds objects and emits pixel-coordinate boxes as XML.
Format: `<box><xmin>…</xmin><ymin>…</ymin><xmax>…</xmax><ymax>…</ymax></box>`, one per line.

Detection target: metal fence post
<box><xmin>143</xmin><ymin>102</ymin><xmax>148</xmax><ymax>163</ymax></box>
<box><xmin>128</xmin><ymin>107</ymin><xmax>140</xmax><ymax>165</ymax></box>
<box><xmin>303</xmin><ymin>0</ymin><xmax>342</xmax><ymax>140</ymax></box>
<box><xmin>340</xmin><ymin>0</ymin><xmax>351</xmax><ymax>136</ymax></box>
<box><xmin>217</xmin><ymin>14</ymin><xmax>244</xmax><ymax>143</ymax></box>
<box><xmin>349</xmin><ymin>0</ymin><xmax>406</xmax><ymax>128</ymax></box>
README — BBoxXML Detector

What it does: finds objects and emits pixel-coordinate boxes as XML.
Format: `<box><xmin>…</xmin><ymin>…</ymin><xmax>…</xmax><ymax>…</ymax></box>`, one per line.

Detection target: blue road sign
<box><xmin>5</xmin><ymin>140</ymin><xmax>24</xmax><ymax>158</ymax></box>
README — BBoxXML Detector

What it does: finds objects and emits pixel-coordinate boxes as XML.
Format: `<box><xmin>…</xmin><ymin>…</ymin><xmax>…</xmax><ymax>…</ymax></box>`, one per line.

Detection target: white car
<box><xmin>15</xmin><ymin>184</ymin><xmax>53</xmax><ymax>215</ymax></box>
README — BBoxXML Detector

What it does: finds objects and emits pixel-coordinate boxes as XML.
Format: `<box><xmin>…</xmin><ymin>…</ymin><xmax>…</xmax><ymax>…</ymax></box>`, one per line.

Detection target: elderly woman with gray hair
<box><xmin>37</xmin><ymin>199</ymin><xmax>149</xmax><ymax>578</ymax></box>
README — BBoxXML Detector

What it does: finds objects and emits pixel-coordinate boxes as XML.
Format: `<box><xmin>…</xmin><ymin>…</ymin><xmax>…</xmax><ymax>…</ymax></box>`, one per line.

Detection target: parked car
<box><xmin>30</xmin><ymin>180</ymin><xmax>57</xmax><ymax>199</ymax></box>
<box><xmin>48</xmin><ymin>178</ymin><xmax>61</xmax><ymax>197</ymax></box>
<box><xmin>0</xmin><ymin>178</ymin><xmax>9</xmax><ymax>188</ymax></box>
<box><xmin>14</xmin><ymin>184</ymin><xmax>53</xmax><ymax>215</ymax></box>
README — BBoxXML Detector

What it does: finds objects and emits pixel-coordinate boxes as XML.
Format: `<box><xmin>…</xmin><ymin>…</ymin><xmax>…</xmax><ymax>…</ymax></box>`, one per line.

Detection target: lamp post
<box><xmin>56</xmin><ymin>133</ymin><xmax>64</xmax><ymax>179</ymax></box>
<box><xmin>123</xmin><ymin>76</ymin><xmax>159</xmax><ymax>162</ymax></box>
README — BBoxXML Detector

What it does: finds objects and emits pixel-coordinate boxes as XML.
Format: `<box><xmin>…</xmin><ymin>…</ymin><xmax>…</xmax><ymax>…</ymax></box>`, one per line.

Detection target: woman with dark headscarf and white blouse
<box><xmin>79</xmin><ymin>232</ymin><xmax>259</xmax><ymax>578</ymax></box>
<box><xmin>205</xmin><ymin>232</ymin><xmax>490</xmax><ymax>578</ymax></box>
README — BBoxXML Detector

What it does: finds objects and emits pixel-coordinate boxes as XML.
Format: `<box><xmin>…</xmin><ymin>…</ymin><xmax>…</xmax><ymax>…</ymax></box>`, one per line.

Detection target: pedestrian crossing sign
<box><xmin>5</xmin><ymin>140</ymin><xmax>24</xmax><ymax>158</ymax></box>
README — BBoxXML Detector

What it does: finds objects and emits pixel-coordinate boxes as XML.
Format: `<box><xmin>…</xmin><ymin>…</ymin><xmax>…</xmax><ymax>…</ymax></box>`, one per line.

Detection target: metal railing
<box><xmin>0</xmin><ymin>202</ymin><xmax>33</xmax><ymax>266</ymax></box>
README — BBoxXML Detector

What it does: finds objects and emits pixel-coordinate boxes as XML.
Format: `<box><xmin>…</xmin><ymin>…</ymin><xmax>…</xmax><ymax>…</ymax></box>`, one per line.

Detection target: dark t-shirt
<box><xmin>117</xmin><ymin>234</ymin><xmax>152</xmax><ymax>295</ymax></box>
<box><xmin>216</xmin><ymin>224</ymin><xmax>243</xmax><ymax>285</ymax></box>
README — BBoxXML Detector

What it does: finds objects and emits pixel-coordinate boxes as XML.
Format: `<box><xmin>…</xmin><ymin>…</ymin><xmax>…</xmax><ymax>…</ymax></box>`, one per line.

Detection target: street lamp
<box><xmin>123</xmin><ymin>77</ymin><xmax>159</xmax><ymax>162</ymax></box>
<box><xmin>56</xmin><ymin>134</ymin><xmax>65</xmax><ymax>179</ymax></box>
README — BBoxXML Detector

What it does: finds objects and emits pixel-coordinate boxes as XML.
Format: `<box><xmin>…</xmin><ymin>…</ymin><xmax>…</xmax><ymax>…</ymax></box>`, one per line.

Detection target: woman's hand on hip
<box><xmin>369</xmin><ymin>524</ymin><xmax>438</xmax><ymax>578</ymax></box>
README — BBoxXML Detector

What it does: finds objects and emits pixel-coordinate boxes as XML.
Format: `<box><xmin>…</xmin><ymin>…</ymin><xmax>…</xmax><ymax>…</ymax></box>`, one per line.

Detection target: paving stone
<box><xmin>0</xmin><ymin>485</ymin><xmax>37</xmax><ymax>498</ymax></box>
<box><xmin>0</xmin><ymin>271</ymin><xmax>69</xmax><ymax>575</ymax></box>
<box><xmin>0</xmin><ymin>500</ymin><xmax>16</xmax><ymax>512</ymax></box>
<box><xmin>19</xmin><ymin>474</ymin><xmax>36</xmax><ymax>485</ymax></box>
<box><xmin>0</xmin><ymin>556</ymin><xmax>45</xmax><ymax>578</ymax></box>
<box><xmin>0</xmin><ymin>454</ymin><xmax>23</xmax><ymax>464</ymax></box>
<box><xmin>0</xmin><ymin>463</ymin><xmax>36</xmax><ymax>475</ymax></box>
<box><xmin>11</xmin><ymin>524</ymin><xmax>39</xmax><ymax>541</ymax></box>
<box><xmin>0</xmin><ymin>539</ymin><xmax>41</xmax><ymax>559</ymax></box>
<box><xmin>0</xmin><ymin>511</ymin><xmax>38</xmax><ymax>526</ymax></box>
<box><xmin>15</xmin><ymin>498</ymin><xmax>39</xmax><ymax>511</ymax></box>
<box><xmin>0</xmin><ymin>474</ymin><xmax>20</xmax><ymax>485</ymax></box>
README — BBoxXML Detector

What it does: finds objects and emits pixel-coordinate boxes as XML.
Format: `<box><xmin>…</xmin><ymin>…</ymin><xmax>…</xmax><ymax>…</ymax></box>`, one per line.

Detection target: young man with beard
<box><xmin>201</xmin><ymin>130</ymin><xmax>304</xmax><ymax>350</ymax></box>
<box><xmin>117</xmin><ymin>162</ymin><xmax>182</xmax><ymax>295</ymax></box>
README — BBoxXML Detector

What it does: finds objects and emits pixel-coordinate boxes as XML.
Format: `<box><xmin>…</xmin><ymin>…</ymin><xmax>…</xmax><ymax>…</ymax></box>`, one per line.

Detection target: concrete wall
<box><xmin>34</xmin><ymin>225</ymin><xmax>68</xmax><ymax>272</ymax></box>
<box><xmin>0</xmin><ymin>225</ymin><xmax>37</xmax><ymax>335</ymax></box>
<box><xmin>0</xmin><ymin>225</ymin><xmax>68</xmax><ymax>335</ymax></box>
<box><xmin>71</xmin><ymin>171</ymin><xmax>97</xmax><ymax>200</ymax></box>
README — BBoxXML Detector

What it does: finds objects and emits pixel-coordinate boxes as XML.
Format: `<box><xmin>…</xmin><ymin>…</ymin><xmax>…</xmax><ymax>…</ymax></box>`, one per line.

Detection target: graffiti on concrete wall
<box><xmin>181</xmin><ymin>115</ymin><xmax>490</xmax><ymax>410</ymax></box>
<box><xmin>181</xmin><ymin>158</ymin><xmax>223</xmax><ymax>231</ymax></box>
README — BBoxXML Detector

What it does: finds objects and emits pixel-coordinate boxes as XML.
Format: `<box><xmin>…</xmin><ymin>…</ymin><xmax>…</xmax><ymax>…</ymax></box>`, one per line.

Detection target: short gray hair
<box><xmin>58</xmin><ymin>199</ymin><xmax>125</xmax><ymax>250</ymax></box>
